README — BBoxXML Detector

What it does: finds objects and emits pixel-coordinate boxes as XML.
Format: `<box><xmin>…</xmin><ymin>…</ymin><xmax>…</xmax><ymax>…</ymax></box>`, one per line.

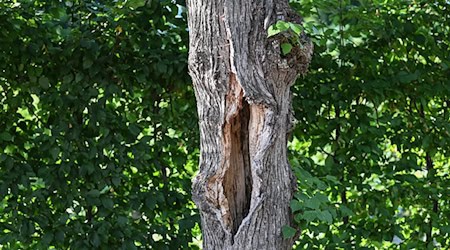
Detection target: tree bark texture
<box><xmin>187</xmin><ymin>1</ymin><xmax>312</xmax><ymax>249</ymax></box>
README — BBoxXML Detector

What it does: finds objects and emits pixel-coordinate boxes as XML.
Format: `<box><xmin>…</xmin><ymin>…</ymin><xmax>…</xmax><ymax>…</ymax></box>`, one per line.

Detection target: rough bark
<box><xmin>187</xmin><ymin>0</ymin><xmax>312</xmax><ymax>249</ymax></box>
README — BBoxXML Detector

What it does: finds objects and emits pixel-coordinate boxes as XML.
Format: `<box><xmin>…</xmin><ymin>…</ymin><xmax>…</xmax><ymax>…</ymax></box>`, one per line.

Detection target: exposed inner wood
<box><xmin>222</xmin><ymin>74</ymin><xmax>252</xmax><ymax>237</ymax></box>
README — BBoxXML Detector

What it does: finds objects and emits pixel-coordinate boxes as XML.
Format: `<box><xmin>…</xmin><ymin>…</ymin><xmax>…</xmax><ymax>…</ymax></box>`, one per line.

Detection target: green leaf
<box><xmin>441</xmin><ymin>225</ymin><xmax>450</xmax><ymax>234</ymax></box>
<box><xmin>289</xmin><ymin>23</ymin><xmax>303</xmax><ymax>35</ymax></box>
<box><xmin>39</xmin><ymin>77</ymin><xmax>50</xmax><ymax>89</ymax></box>
<box><xmin>282</xmin><ymin>225</ymin><xmax>297</xmax><ymax>239</ymax></box>
<box><xmin>290</xmin><ymin>199</ymin><xmax>302</xmax><ymax>213</ymax></box>
<box><xmin>325</xmin><ymin>156</ymin><xmax>335</xmax><ymax>168</ymax></box>
<box><xmin>156</xmin><ymin>63</ymin><xmax>167</xmax><ymax>73</ymax></box>
<box><xmin>268</xmin><ymin>26</ymin><xmax>282</xmax><ymax>37</ymax></box>
<box><xmin>101</xmin><ymin>197</ymin><xmax>114</xmax><ymax>210</ymax></box>
<box><xmin>91</xmin><ymin>232</ymin><xmax>101</xmax><ymax>247</ymax></box>
<box><xmin>42</xmin><ymin>232</ymin><xmax>54</xmax><ymax>246</ymax></box>
<box><xmin>340</xmin><ymin>205</ymin><xmax>354</xmax><ymax>217</ymax></box>
<box><xmin>325</xmin><ymin>175</ymin><xmax>340</xmax><ymax>184</ymax></box>
<box><xmin>317</xmin><ymin>210</ymin><xmax>333</xmax><ymax>224</ymax></box>
<box><xmin>87</xmin><ymin>189</ymin><xmax>100</xmax><ymax>198</ymax></box>
<box><xmin>124</xmin><ymin>240</ymin><xmax>138</xmax><ymax>250</ymax></box>
<box><xmin>145</xmin><ymin>197</ymin><xmax>156</xmax><ymax>210</ymax></box>
<box><xmin>55</xmin><ymin>231</ymin><xmax>65</xmax><ymax>243</ymax></box>
<box><xmin>397</xmin><ymin>70</ymin><xmax>419</xmax><ymax>83</ymax></box>
<box><xmin>83</xmin><ymin>57</ymin><xmax>93</xmax><ymax>69</ymax></box>
<box><xmin>75</xmin><ymin>73</ymin><xmax>84</xmax><ymax>83</ymax></box>
<box><xmin>422</xmin><ymin>135</ymin><xmax>432</xmax><ymax>149</ymax></box>
<box><xmin>126</xmin><ymin>0</ymin><xmax>147</xmax><ymax>9</ymax></box>
<box><xmin>281</xmin><ymin>43</ymin><xmax>293</xmax><ymax>55</ymax></box>
<box><xmin>112</xmin><ymin>177</ymin><xmax>121</xmax><ymax>187</ymax></box>
<box><xmin>49</xmin><ymin>147</ymin><xmax>60</xmax><ymax>160</ymax></box>
<box><xmin>275</xmin><ymin>21</ymin><xmax>289</xmax><ymax>31</ymax></box>
<box><xmin>63</xmin><ymin>74</ymin><xmax>73</xmax><ymax>84</ymax></box>
<box><xmin>0</xmin><ymin>132</ymin><xmax>13</xmax><ymax>141</ymax></box>
<box><xmin>117</xmin><ymin>216</ymin><xmax>128</xmax><ymax>226</ymax></box>
<box><xmin>82</xmin><ymin>163</ymin><xmax>96</xmax><ymax>175</ymax></box>
<box><xmin>18</xmin><ymin>108</ymin><xmax>33</xmax><ymax>120</ymax></box>
<box><xmin>304</xmin><ymin>195</ymin><xmax>321</xmax><ymax>210</ymax></box>
<box><xmin>302</xmin><ymin>211</ymin><xmax>318</xmax><ymax>223</ymax></box>
<box><xmin>268</xmin><ymin>21</ymin><xmax>290</xmax><ymax>37</ymax></box>
<box><xmin>100</xmin><ymin>186</ymin><xmax>111</xmax><ymax>194</ymax></box>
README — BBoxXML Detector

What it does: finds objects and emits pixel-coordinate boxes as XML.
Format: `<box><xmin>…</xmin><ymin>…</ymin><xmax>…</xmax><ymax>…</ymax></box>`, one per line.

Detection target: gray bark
<box><xmin>187</xmin><ymin>0</ymin><xmax>312</xmax><ymax>249</ymax></box>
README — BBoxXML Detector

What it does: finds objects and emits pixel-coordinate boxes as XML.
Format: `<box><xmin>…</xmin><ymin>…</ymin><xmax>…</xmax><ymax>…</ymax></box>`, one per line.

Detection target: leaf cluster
<box><xmin>268</xmin><ymin>20</ymin><xmax>305</xmax><ymax>55</ymax></box>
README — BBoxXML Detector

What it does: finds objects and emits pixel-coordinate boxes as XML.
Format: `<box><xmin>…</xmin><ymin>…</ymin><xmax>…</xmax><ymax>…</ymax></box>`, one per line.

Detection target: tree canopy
<box><xmin>0</xmin><ymin>0</ymin><xmax>449</xmax><ymax>249</ymax></box>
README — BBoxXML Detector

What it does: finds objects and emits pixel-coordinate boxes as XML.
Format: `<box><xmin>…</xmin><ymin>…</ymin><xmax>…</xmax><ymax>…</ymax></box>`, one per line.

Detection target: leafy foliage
<box><xmin>0</xmin><ymin>0</ymin><xmax>200</xmax><ymax>249</ymax></box>
<box><xmin>268</xmin><ymin>20</ymin><xmax>304</xmax><ymax>38</ymax></box>
<box><xmin>268</xmin><ymin>20</ymin><xmax>305</xmax><ymax>55</ymax></box>
<box><xmin>290</xmin><ymin>0</ymin><xmax>450</xmax><ymax>248</ymax></box>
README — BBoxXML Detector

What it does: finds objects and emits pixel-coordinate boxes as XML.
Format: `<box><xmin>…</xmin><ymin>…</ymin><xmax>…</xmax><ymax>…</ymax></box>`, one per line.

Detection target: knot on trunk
<box><xmin>266</xmin><ymin>8</ymin><xmax>313</xmax><ymax>75</ymax></box>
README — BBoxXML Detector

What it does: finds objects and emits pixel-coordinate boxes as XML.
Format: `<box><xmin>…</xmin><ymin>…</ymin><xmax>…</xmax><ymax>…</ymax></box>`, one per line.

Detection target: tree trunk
<box><xmin>187</xmin><ymin>0</ymin><xmax>312</xmax><ymax>249</ymax></box>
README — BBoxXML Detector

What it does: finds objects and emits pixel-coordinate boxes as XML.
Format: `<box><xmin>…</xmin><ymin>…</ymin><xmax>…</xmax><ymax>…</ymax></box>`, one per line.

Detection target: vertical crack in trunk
<box><xmin>222</xmin><ymin>75</ymin><xmax>252</xmax><ymax>239</ymax></box>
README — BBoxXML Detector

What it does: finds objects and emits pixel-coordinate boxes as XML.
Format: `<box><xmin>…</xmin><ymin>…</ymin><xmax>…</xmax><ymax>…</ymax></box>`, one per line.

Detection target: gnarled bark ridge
<box><xmin>187</xmin><ymin>0</ymin><xmax>312</xmax><ymax>249</ymax></box>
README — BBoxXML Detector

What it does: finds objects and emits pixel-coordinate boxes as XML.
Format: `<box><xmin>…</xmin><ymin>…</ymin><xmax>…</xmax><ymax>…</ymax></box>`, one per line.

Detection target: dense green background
<box><xmin>290</xmin><ymin>0</ymin><xmax>450</xmax><ymax>248</ymax></box>
<box><xmin>0</xmin><ymin>0</ymin><xmax>449</xmax><ymax>249</ymax></box>
<box><xmin>0</xmin><ymin>0</ymin><xmax>199</xmax><ymax>249</ymax></box>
